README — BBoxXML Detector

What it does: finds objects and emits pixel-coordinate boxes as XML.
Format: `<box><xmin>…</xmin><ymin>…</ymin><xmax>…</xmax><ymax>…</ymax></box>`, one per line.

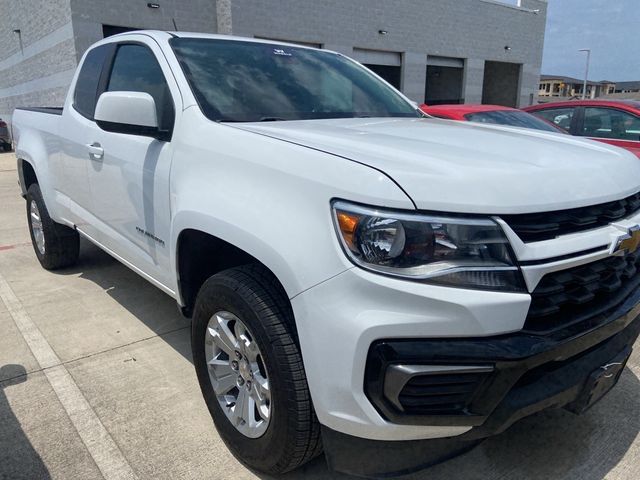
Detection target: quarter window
<box><xmin>107</xmin><ymin>44</ymin><xmax>175</xmax><ymax>132</ymax></box>
<box><xmin>581</xmin><ymin>107</ymin><xmax>640</xmax><ymax>141</ymax></box>
<box><xmin>532</xmin><ymin>107</ymin><xmax>575</xmax><ymax>132</ymax></box>
<box><xmin>73</xmin><ymin>44</ymin><xmax>110</xmax><ymax>119</ymax></box>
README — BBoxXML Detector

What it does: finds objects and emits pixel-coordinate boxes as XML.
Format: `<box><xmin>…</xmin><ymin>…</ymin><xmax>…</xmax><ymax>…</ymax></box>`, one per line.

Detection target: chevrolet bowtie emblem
<box><xmin>612</xmin><ymin>225</ymin><xmax>640</xmax><ymax>255</ymax></box>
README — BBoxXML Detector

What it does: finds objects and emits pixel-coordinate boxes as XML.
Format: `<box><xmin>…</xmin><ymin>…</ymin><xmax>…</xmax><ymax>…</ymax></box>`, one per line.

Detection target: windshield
<box><xmin>464</xmin><ymin>110</ymin><xmax>563</xmax><ymax>133</ymax></box>
<box><xmin>170</xmin><ymin>38</ymin><xmax>419</xmax><ymax>122</ymax></box>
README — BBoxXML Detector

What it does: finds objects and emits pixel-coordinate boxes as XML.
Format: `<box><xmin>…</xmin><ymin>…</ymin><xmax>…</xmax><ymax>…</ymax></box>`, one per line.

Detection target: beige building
<box><xmin>538</xmin><ymin>75</ymin><xmax>615</xmax><ymax>100</ymax></box>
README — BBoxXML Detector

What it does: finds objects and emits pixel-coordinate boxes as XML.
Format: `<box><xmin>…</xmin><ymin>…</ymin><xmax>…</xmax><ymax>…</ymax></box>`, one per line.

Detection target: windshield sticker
<box><xmin>273</xmin><ymin>48</ymin><xmax>292</xmax><ymax>57</ymax></box>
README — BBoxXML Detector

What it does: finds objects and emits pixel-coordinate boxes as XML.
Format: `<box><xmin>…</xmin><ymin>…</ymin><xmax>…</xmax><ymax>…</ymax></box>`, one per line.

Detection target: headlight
<box><xmin>332</xmin><ymin>200</ymin><xmax>524</xmax><ymax>292</ymax></box>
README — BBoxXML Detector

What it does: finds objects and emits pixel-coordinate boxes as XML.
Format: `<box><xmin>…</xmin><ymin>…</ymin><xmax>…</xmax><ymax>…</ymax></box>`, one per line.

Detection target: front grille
<box><xmin>525</xmin><ymin>250</ymin><xmax>640</xmax><ymax>334</ymax></box>
<box><xmin>501</xmin><ymin>192</ymin><xmax>640</xmax><ymax>242</ymax></box>
<box><xmin>398</xmin><ymin>371</ymin><xmax>491</xmax><ymax>415</ymax></box>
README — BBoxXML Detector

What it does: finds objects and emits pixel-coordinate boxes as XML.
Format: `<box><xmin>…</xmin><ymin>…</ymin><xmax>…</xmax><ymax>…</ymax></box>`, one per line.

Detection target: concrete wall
<box><xmin>0</xmin><ymin>0</ymin><xmax>547</xmax><ymax>128</ymax></box>
<box><xmin>230</xmin><ymin>0</ymin><xmax>548</xmax><ymax>106</ymax></box>
<box><xmin>69</xmin><ymin>0</ymin><xmax>218</xmax><ymax>63</ymax></box>
<box><xmin>0</xmin><ymin>0</ymin><xmax>75</xmax><ymax>123</ymax></box>
<box><xmin>0</xmin><ymin>0</ymin><xmax>219</xmax><ymax>127</ymax></box>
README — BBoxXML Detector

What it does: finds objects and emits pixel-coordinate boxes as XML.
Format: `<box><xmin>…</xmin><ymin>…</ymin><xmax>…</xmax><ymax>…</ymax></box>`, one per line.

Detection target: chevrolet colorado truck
<box><xmin>12</xmin><ymin>31</ymin><xmax>640</xmax><ymax>477</ymax></box>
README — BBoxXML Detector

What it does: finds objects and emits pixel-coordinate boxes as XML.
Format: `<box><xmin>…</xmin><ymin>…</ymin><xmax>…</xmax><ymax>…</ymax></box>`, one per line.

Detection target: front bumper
<box><xmin>324</xmin><ymin>309</ymin><xmax>640</xmax><ymax>477</ymax></box>
<box><xmin>292</xmin><ymin>262</ymin><xmax>640</xmax><ymax>439</ymax></box>
<box><xmin>291</xmin><ymin>267</ymin><xmax>532</xmax><ymax>442</ymax></box>
<box><xmin>365</xmin><ymin>288</ymin><xmax>640</xmax><ymax>431</ymax></box>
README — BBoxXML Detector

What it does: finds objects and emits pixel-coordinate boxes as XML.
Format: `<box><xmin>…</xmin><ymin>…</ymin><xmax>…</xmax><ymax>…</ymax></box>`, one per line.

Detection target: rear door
<box><xmin>54</xmin><ymin>44</ymin><xmax>113</xmax><ymax>227</ymax></box>
<box><xmin>577</xmin><ymin>107</ymin><xmax>640</xmax><ymax>158</ymax></box>
<box><xmin>83</xmin><ymin>38</ymin><xmax>179</xmax><ymax>289</ymax></box>
<box><xmin>529</xmin><ymin>106</ymin><xmax>579</xmax><ymax>134</ymax></box>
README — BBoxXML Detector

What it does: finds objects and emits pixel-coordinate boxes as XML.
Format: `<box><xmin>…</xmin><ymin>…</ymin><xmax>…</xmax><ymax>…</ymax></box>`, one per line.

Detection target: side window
<box><xmin>533</xmin><ymin>108</ymin><xmax>575</xmax><ymax>132</ymax></box>
<box><xmin>73</xmin><ymin>45</ymin><xmax>110</xmax><ymax>119</ymax></box>
<box><xmin>581</xmin><ymin>107</ymin><xmax>640</xmax><ymax>141</ymax></box>
<box><xmin>107</xmin><ymin>44</ymin><xmax>175</xmax><ymax>132</ymax></box>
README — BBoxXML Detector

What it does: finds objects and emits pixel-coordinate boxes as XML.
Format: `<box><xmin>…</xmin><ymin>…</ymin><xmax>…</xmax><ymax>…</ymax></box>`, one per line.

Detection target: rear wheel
<box><xmin>26</xmin><ymin>184</ymin><xmax>79</xmax><ymax>270</ymax></box>
<box><xmin>191</xmin><ymin>264</ymin><xmax>322</xmax><ymax>474</ymax></box>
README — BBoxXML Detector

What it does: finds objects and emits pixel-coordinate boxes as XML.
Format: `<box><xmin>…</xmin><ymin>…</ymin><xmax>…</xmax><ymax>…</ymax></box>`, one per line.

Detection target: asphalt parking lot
<box><xmin>1</xmin><ymin>150</ymin><xmax>640</xmax><ymax>480</ymax></box>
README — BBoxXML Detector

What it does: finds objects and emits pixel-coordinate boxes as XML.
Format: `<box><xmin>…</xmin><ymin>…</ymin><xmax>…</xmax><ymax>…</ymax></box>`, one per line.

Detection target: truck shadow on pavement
<box><xmin>0</xmin><ymin>365</ymin><xmax>51</xmax><ymax>480</ymax></box>
<box><xmin>62</xmin><ymin>240</ymin><xmax>640</xmax><ymax>480</ymax></box>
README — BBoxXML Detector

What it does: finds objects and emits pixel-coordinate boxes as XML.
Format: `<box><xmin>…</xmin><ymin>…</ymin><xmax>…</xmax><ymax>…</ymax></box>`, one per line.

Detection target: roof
<box><xmin>615</xmin><ymin>81</ymin><xmax>640</xmax><ymax>91</ymax></box>
<box><xmin>524</xmin><ymin>99</ymin><xmax>640</xmax><ymax>112</ymax></box>
<box><xmin>104</xmin><ymin>29</ymin><xmax>329</xmax><ymax>53</ymax></box>
<box><xmin>540</xmin><ymin>75</ymin><xmax>609</xmax><ymax>86</ymax></box>
<box><xmin>420</xmin><ymin>104</ymin><xmax>516</xmax><ymax>115</ymax></box>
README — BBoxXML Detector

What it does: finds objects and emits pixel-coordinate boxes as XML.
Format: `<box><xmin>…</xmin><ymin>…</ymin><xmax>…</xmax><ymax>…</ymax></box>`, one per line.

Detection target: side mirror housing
<box><xmin>94</xmin><ymin>91</ymin><xmax>164</xmax><ymax>139</ymax></box>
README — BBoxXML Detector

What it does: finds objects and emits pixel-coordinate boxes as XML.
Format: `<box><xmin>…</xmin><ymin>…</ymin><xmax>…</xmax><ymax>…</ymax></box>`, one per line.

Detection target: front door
<box><xmin>85</xmin><ymin>39</ymin><xmax>178</xmax><ymax>289</ymax></box>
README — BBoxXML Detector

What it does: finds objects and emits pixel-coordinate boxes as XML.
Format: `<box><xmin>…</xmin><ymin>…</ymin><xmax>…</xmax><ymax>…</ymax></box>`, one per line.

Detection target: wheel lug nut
<box><xmin>246</xmin><ymin>381</ymin><xmax>252</xmax><ymax>390</ymax></box>
<box><xmin>235</xmin><ymin>351</ymin><xmax>242</xmax><ymax>360</ymax></box>
<box><xmin>231</xmin><ymin>361</ymin><xmax>239</xmax><ymax>370</ymax></box>
<box><xmin>237</xmin><ymin>376</ymin><xmax>245</xmax><ymax>386</ymax></box>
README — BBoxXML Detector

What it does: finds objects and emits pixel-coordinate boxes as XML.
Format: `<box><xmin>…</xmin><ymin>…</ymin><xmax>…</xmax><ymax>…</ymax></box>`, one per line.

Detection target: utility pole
<box><xmin>579</xmin><ymin>49</ymin><xmax>591</xmax><ymax>99</ymax></box>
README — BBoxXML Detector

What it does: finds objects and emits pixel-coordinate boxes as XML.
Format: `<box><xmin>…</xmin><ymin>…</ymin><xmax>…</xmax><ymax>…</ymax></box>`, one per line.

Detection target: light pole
<box><xmin>579</xmin><ymin>48</ymin><xmax>591</xmax><ymax>99</ymax></box>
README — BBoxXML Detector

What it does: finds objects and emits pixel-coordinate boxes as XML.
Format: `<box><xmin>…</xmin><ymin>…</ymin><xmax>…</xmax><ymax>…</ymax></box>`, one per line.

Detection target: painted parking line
<box><xmin>0</xmin><ymin>242</ymin><xmax>31</xmax><ymax>252</ymax></box>
<box><xmin>0</xmin><ymin>271</ymin><xmax>138</xmax><ymax>480</ymax></box>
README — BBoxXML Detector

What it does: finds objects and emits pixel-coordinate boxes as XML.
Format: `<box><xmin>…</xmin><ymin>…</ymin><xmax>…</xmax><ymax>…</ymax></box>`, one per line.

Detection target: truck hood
<box><xmin>232</xmin><ymin>117</ymin><xmax>640</xmax><ymax>214</ymax></box>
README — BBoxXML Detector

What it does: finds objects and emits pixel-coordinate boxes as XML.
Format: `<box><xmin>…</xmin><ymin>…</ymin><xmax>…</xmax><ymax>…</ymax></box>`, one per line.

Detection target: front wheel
<box><xmin>191</xmin><ymin>264</ymin><xmax>322</xmax><ymax>474</ymax></box>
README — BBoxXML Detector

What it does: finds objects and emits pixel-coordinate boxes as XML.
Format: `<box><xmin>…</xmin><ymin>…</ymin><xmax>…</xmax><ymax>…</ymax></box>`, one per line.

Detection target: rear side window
<box><xmin>73</xmin><ymin>45</ymin><xmax>110</xmax><ymax>119</ymax></box>
<box><xmin>581</xmin><ymin>107</ymin><xmax>640</xmax><ymax>141</ymax></box>
<box><xmin>107</xmin><ymin>44</ymin><xmax>175</xmax><ymax>132</ymax></box>
<box><xmin>532</xmin><ymin>107</ymin><xmax>575</xmax><ymax>132</ymax></box>
<box><xmin>464</xmin><ymin>110</ymin><xmax>561</xmax><ymax>133</ymax></box>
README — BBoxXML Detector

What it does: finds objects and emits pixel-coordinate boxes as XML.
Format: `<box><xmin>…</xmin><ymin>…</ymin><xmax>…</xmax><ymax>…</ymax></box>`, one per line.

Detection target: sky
<box><xmin>541</xmin><ymin>0</ymin><xmax>640</xmax><ymax>81</ymax></box>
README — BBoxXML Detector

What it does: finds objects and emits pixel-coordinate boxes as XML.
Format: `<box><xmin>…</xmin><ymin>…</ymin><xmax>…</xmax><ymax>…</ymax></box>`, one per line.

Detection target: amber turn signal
<box><xmin>336</xmin><ymin>211</ymin><xmax>360</xmax><ymax>251</ymax></box>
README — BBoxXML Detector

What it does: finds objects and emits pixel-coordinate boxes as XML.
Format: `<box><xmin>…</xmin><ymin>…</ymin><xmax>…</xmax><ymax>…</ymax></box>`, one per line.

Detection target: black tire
<box><xmin>191</xmin><ymin>264</ymin><xmax>322</xmax><ymax>474</ymax></box>
<box><xmin>26</xmin><ymin>183</ymin><xmax>79</xmax><ymax>270</ymax></box>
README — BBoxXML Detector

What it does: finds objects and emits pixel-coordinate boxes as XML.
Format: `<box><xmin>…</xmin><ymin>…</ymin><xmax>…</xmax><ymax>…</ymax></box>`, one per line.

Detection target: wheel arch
<box><xmin>175</xmin><ymin>226</ymin><xmax>296</xmax><ymax>318</ymax></box>
<box><xmin>17</xmin><ymin>158</ymin><xmax>38</xmax><ymax>197</ymax></box>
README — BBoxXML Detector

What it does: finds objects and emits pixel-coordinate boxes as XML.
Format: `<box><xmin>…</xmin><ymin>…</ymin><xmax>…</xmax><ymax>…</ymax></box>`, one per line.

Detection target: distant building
<box><xmin>614</xmin><ymin>81</ymin><xmax>640</xmax><ymax>94</ymax></box>
<box><xmin>538</xmin><ymin>75</ymin><xmax>615</xmax><ymax>100</ymax></box>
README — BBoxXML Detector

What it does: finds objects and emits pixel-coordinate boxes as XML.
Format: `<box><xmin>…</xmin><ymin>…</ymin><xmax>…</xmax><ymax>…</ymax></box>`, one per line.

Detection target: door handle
<box><xmin>87</xmin><ymin>142</ymin><xmax>104</xmax><ymax>160</ymax></box>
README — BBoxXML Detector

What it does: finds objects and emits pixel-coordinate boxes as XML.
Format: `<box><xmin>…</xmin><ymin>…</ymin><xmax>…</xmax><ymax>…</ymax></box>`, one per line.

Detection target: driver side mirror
<box><xmin>95</xmin><ymin>91</ymin><xmax>164</xmax><ymax>139</ymax></box>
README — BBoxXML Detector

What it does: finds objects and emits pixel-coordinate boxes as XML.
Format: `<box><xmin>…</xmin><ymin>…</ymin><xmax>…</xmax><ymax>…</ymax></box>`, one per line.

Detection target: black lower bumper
<box><xmin>323</xmin><ymin>294</ymin><xmax>640</xmax><ymax>477</ymax></box>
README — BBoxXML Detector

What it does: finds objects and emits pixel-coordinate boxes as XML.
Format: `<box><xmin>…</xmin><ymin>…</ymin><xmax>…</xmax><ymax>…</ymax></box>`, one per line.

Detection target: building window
<box><xmin>102</xmin><ymin>25</ymin><xmax>141</xmax><ymax>37</ymax></box>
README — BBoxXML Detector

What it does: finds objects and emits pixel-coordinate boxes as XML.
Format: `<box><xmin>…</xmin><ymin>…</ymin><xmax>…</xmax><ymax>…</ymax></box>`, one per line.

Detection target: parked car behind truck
<box><xmin>11</xmin><ymin>31</ymin><xmax>640</xmax><ymax>477</ymax></box>
<box><xmin>0</xmin><ymin>118</ymin><xmax>11</xmax><ymax>151</ymax></box>
<box><xmin>420</xmin><ymin>103</ymin><xmax>566</xmax><ymax>133</ymax></box>
<box><xmin>524</xmin><ymin>100</ymin><xmax>640</xmax><ymax>158</ymax></box>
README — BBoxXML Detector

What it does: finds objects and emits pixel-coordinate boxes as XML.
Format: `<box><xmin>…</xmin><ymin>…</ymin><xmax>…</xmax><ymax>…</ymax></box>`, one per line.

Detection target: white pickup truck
<box><xmin>12</xmin><ymin>31</ymin><xmax>640</xmax><ymax>477</ymax></box>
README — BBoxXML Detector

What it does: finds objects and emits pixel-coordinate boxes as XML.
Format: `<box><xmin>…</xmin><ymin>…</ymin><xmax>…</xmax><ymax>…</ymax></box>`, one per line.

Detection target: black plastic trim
<box><xmin>331</xmin><ymin>313</ymin><xmax>640</xmax><ymax>476</ymax></box>
<box><xmin>95</xmin><ymin>120</ymin><xmax>170</xmax><ymax>141</ymax></box>
<box><xmin>518</xmin><ymin>245</ymin><xmax>609</xmax><ymax>266</ymax></box>
<box><xmin>365</xmin><ymin>287</ymin><xmax>640</xmax><ymax>427</ymax></box>
<box><xmin>322</xmin><ymin>425</ymin><xmax>482</xmax><ymax>478</ymax></box>
<box><xmin>15</xmin><ymin>107</ymin><xmax>63</xmax><ymax>115</ymax></box>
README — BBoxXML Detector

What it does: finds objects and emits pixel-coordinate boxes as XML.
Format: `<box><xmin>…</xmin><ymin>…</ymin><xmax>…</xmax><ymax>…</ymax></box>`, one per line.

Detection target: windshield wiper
<box><xmin>258</xmin><ymin>116</ymin><xmax>287</xmax><ymax>122</ymax></box>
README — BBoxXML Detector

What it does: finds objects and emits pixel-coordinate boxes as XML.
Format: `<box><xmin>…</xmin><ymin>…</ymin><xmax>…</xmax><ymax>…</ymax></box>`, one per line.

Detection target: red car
<box><xmin>524</xmin><ymin>100</ymin><xmax>640</xmax><ymax>158</ymax></box>
<box><xmin>420</xmin><ymin>104</ymin><xmax>565</xmax><ymax>133</ymax></box>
